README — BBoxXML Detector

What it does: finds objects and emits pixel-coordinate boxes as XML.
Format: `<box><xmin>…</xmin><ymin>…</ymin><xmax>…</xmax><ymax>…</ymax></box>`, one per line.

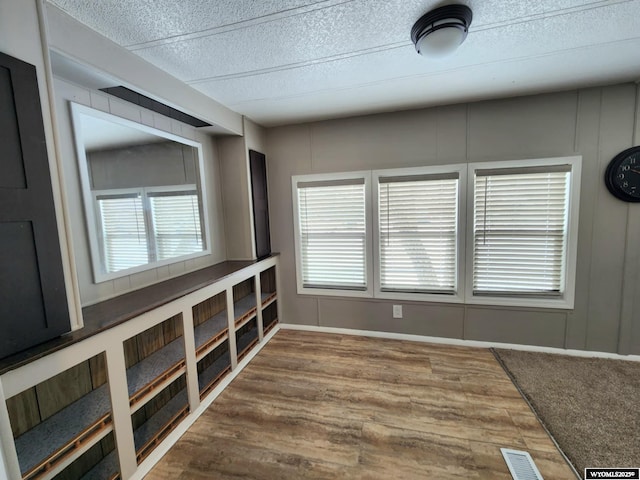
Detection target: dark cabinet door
<box><xmin>249</xmin><ymin>150</ymin><xmax>271</xmax><ymax>259</ymax></box>
<box><xmin>0</xmin><ymin>51</ymin><xmax>70</xmax><ymax>359</ymax></box>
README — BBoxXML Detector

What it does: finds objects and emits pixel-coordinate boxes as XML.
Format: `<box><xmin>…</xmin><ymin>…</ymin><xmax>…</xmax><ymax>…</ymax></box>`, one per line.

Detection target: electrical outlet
<box><xmin>393</xmin><ymin>304</ymin><xmax>403</xmax><ymax>319</ymax></box>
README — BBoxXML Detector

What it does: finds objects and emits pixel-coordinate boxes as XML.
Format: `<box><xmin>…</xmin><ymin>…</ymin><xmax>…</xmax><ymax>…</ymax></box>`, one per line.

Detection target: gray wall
<box><xmin>87</xmin><ymin>142</ymin><xmax>197</xmax><ymax>190</ymax></box>
<box><xmin>266</xmin><ymin>83</ymin><xmax>640</xmax><ymax>355</ymax></box>
<box><xmin>218</xmin><ymin>117</ymin><xmax>267</xmax><ymax>260</ymax></box>
<box><xmin>53</xmin><ymin>77</ymin><xmax>228</xmax><ymax>306</ymax></box>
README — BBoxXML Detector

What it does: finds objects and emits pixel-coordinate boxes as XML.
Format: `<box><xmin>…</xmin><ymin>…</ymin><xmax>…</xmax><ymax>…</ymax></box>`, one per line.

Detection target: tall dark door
<box><xmin>249</xmin><ymin>150</ymin><xmax>271</xmax><ymax>259</ymax></box>
<box><xmin>0</xmin><ymin>51</ymin><xmax>70</xmax><ymax>359</ymax></box>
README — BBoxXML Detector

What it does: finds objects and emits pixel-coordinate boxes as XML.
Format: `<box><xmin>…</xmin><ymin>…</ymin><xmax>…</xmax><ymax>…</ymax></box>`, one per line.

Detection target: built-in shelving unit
<box><xmin>1</xmin><ymin>256</ymin><xmax>280</xmax><ymax>480</ymax></box>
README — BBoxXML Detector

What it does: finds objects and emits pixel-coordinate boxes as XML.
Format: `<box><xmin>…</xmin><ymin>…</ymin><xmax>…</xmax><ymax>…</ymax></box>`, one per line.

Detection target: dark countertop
<box><xmin>0</xmin><ymin>257</ymin><xmax>274</xmax><ymax>376</ymax></box>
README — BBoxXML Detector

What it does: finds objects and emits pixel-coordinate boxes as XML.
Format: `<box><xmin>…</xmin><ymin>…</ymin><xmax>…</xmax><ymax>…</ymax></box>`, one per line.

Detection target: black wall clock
<box><xmin>605</xmin><ymin>146</ymin><xmax>640</xmax><ymax>202</ymax></box>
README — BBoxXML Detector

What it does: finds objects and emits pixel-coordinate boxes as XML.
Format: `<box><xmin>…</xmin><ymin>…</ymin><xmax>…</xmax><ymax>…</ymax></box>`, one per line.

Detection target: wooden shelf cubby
<box><xmin>262</xmin><ymin>300</ymin><xmax>279</xmax><ymax>336</ymax></box>
<box><xmin>7</xmin><ymin>353</ymin><xmax>113</xmax><ymax>480</ymax></box>
<box><xmin>260</xmin><ymin>266</ymin><xmax>277</xmax><ymax>307</ymax></box>
<box><xmin>235</xmin><ymin>318</ymin><xmax>259</xmax><ymax>362</ymax></box>
<box><xmin>232</xmin><ymin>278</ymin><xmax>257</xmax><ymax>329</ymax></box>
<box><xmin>131</xmin><ymin>375</ymin><xmax>189</xmax><ymax>465</ymax></box>
<box><xmin>192</xmin><ymin>292</ymin><xmax>228</xmax><ymax>360</ymax></box>
<box><xmin>124</xmin><ymin>314</ymin><xmax>185</xmax><ymax>409</ymax></box>
<box><xmin>197</xmin><ymin>340</ymin><xmax>231</xmax><ymax>399</ymax></box>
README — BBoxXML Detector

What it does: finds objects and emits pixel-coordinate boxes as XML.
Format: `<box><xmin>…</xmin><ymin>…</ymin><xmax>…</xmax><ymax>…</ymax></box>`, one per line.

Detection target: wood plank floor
<box><xmin>144</xmin><ymin>330</ymin><xmax>576</xmax><ymax>479</ymax></box>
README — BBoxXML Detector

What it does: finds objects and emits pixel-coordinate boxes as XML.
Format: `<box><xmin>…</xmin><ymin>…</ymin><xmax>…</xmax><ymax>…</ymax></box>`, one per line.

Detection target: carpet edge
<box><xmin>490</xmin><ymin>348</ymin><xmax>582</xmax><ymax>480</ymax></box>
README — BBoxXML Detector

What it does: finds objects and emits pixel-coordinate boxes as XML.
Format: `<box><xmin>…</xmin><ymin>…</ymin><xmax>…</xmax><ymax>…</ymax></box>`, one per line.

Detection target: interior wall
<box><xmin>53</xmin><ymin>77</ymin><xmax>227</xmax><ymax>306</ymax></box>
<box><xmin>218</xmin><ymin>117</ymin><xmax>267</xmax><ymax>260</ymax></box>
<box><xmin>266</xmin><ymin>83</ymin><xmax>640</xmax><ymax>355</ymax></box>
<box><xmin>87</xmin><ymin>142</ymin><xmax>197</xmax><ymax>190</ymax></box>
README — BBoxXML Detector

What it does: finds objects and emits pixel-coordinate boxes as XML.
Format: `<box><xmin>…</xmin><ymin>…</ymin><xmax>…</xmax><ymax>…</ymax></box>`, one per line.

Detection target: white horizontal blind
<box><xmin>379</xmin><ymin>175</ymin><xmax>458</xmax><ymax>293</ymax></box>
<box><xmin>97</xmin><ymin>193</ymin><xmax>148</xmax><ymax>273</ymax></box>
<box><xmin>297</xmin><ymin>180</ymin><xmax>366</xmax><ymax>290</ymax></box>
<box><xmin>149</xmin><ymin>191</ymin><xmax>203</xmax><ymax>261</ymax></box>
<box><xmin>473</xmin><ymin>167</ymin><xmax>571</xmax><ymax>295</ymax></box>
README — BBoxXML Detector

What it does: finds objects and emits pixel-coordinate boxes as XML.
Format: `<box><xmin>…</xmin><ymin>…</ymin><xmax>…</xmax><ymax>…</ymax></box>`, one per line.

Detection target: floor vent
<box><xmin>501</xmin><ymin>448</ymin><xmax>544</xmax><ymax>480</ymax></box>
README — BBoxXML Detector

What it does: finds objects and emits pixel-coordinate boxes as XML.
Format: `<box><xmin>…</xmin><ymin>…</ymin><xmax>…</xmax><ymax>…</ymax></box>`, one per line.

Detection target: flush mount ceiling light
<box><xmin>411</xmin><ymin>4</ymin><xmax>473</xmax><ymax>58</ymax></box>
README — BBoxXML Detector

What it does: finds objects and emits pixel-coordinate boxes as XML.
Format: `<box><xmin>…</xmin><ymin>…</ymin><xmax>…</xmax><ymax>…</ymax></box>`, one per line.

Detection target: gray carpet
<box><xmin>493</xmin><ymin>349</ymin><xmax>640</xmax><ymax>476</ymax></box>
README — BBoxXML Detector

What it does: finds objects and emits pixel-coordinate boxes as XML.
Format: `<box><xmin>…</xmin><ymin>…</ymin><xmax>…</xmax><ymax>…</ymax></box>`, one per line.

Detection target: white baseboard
<box><xmin>130</xmin><ymin>324</ymin><xmax>281</xmax><ymax>480</ymax></box>
<box><xmin>280</xmin><ymin>323</ymin><xmax>640</xmax><ymax>362</ymax></box>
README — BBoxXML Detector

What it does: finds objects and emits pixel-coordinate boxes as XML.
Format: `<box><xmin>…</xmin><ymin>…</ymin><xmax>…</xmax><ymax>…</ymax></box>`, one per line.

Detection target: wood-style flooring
<box><xmin>145</xmin><ymin>330</ymin><xmax>576</xmax><ymax>479</ymax></box>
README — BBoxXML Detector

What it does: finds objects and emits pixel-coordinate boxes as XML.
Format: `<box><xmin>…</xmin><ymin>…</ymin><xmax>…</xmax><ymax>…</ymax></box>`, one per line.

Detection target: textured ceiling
<box><xmin>47</xmin><ymin>0</ymin><xmax>640</xmax><ymax>126</ymax></box>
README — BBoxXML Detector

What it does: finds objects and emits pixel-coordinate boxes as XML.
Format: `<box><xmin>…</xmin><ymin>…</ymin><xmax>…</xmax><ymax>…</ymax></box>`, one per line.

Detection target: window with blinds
<box><xmin>296</xmin><ymin>179</ymin><xmax>367</xmax><ymax>290</ymax></box>
<box><xmin>97</xmin><ymin>192</ymin><xmax>149</xmax><ymax>273</ymax></box>
<box><xmin>378</xmin><ymin>174</ymin><xmax>458</xmax><ymax>293</ymax></box>
<box><xmin>95</xmin><ymin>186</ymin><xmax>205</xmax><ymax>275</ymax></box>
<box><xmin>472</xmin><ymin>166</ymin><xmax>571</xmax><ymax>295</ymax></box>
<box><xmin>149</xmin><ymin>190</ymin><xmax>203</xmax><ymax>261</ymax></box>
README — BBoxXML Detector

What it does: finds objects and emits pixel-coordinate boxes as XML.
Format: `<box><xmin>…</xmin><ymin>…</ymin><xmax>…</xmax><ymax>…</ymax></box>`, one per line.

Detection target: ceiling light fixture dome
<box><xmin>411</xmin><ymin>4</ymin><xmax>473</xmax><ymax>58</ymax></box>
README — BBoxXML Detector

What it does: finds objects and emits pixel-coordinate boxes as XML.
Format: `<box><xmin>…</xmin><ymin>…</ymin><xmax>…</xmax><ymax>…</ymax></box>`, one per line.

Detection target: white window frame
<box><xmin>291</xmin><ymin>156</ymin><xmax>580</xmax><ymax>310</ymax></box>
<box><xmin>292</xmin><ymin>171</ymin><xmax>373</xmax><ymax>298</ymax></box>
<box><xmin>464</xmin><ymin>156</ymin><xmax>581</xmax><ymax>309</ymax></box>
<box><xmin>372</xmin><ymin>164</ymin><xmax>467</xmax><ymax>303</ymax></box>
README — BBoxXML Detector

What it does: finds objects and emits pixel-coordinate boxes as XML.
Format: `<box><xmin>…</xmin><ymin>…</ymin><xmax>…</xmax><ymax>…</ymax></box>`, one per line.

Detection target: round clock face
<box><xmin>605</xmin><ymin>146</ymin><xmax>640</xmax><ymax>202</ymax></box>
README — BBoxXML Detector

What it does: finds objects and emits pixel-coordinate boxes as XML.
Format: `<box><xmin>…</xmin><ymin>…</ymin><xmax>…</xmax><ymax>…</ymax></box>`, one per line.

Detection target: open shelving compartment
<box><xmin>124</xmin><ymin>314</ymin><xmax>186</xmax><ymax>409</ymax></box>
<box><xmin>235</xmin><ymin>317</ymin><xmax>259</xmax><ymax>362</ymax></box>
<box><xmin>123</xmin><ymin>315</ymin><xmax>189</xmax><ymax>464</ymax></box>
<box><xmin>197</xmin><ymin>340</ymin><xmax>231</xmax><ymax>399</ymax></box>
<box><xmin>192</xmin><ymin>291</ymin><xmax>232</xmax><ymax>399</ymax></box>
<box><xmin>262</xmin><ymin>300</ymin><xmax>278</xmax><ymax>336</ymax></box>
<box><xmin>232</xmin><ymin>278</ymin><xmax>258</xmax><ymax>330</ymax></box>
<box><xmin>260</xmin><ymin>266</ymin><xmax>277</xmax><ymax>308</ymax></box>
<box><xmin>131</xmin><ymin>374</ymin><xmax>189</xmax><ymax>465</ymax></box>
<box><xmin>232</xmin><ymin>277</ymin><xmax>260</xmax><ymax>362</ymax></box>
<box><xmin>6</xmin><ymin>352</ymin><xmax>117</xmax><ymax>480</ymax></box>
<box><xmin>192</xmin><ymin>291</ymin><xmax>228</xmax><ymax>361</ymax></box>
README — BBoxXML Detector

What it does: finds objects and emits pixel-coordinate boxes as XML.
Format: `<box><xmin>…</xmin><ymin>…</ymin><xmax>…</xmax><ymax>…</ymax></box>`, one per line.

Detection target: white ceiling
<box><xmin>47</xmin><ymin>0</ymin><xmax>640</xmax><ymax>127</ymax></box>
